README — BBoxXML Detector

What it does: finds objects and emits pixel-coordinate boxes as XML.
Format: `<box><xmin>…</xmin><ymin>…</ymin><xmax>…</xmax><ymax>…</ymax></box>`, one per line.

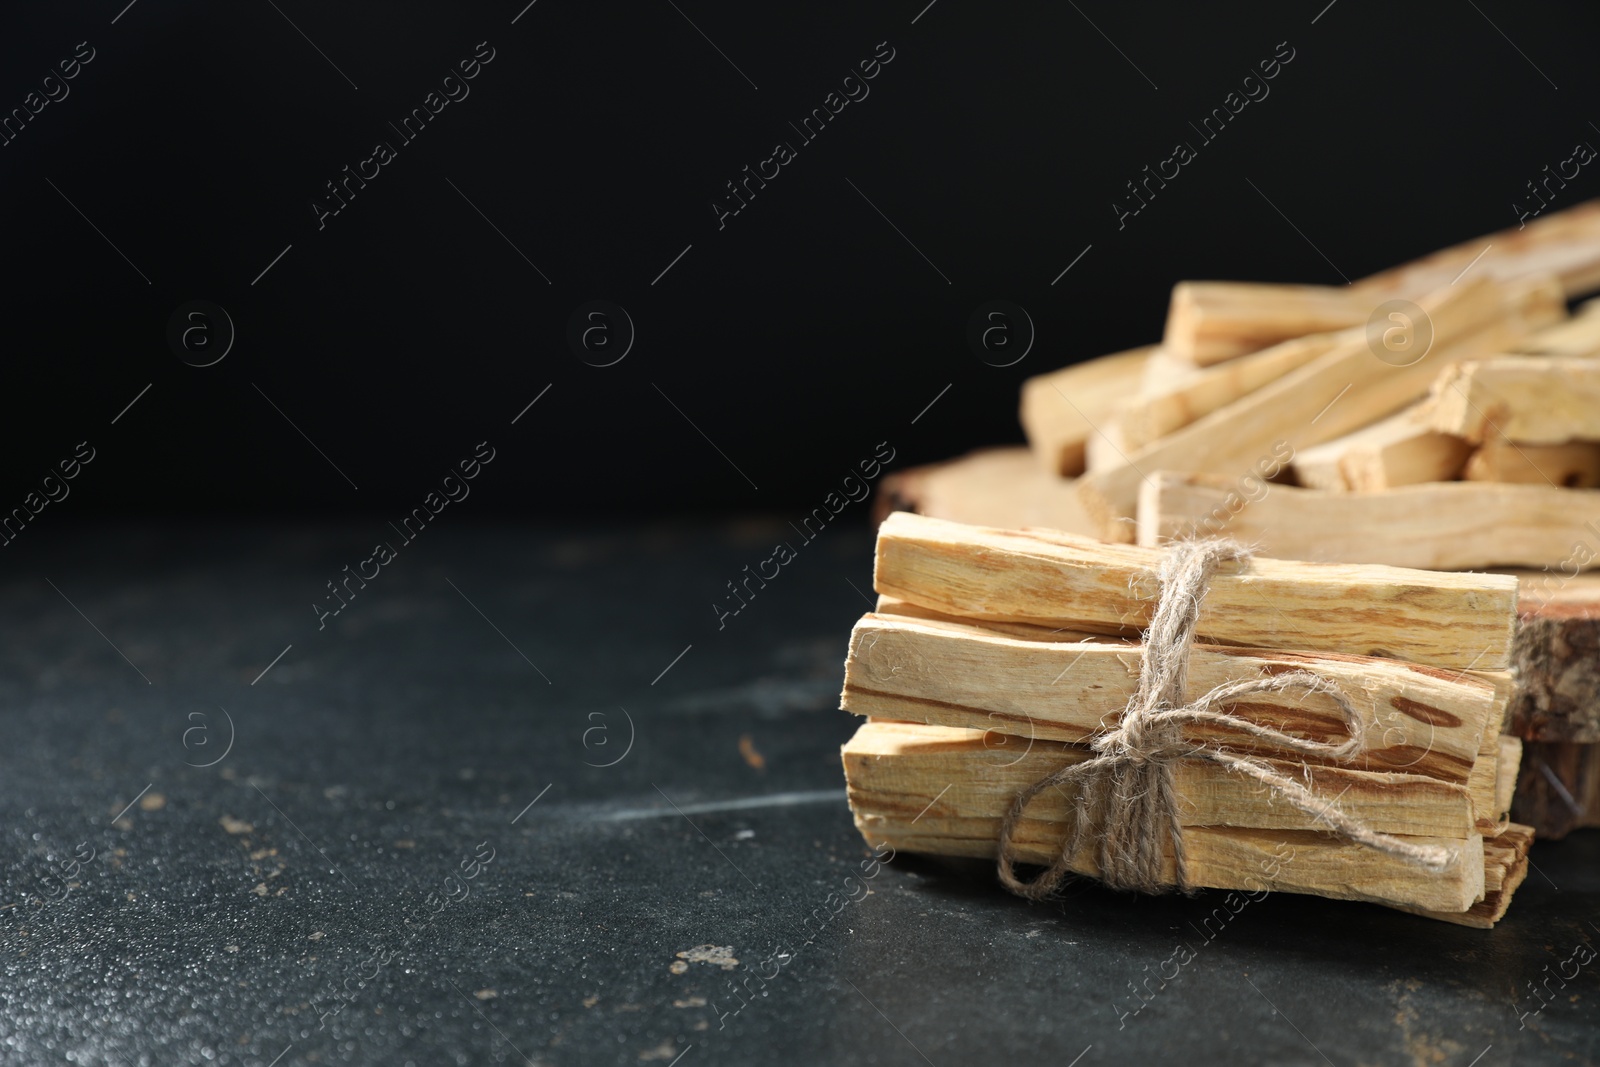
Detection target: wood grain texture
<box><xmin>1403</xmin><ymin>824</ymin><xmax>1532</xmax><ymax>928</ymax></box>
<box><xmin>1138</xmin><ymin>473</ymin><xmax>1600</xmax><ymax>571</ymax></box>
<box><xmin>1426</xmin><ymin>357</ymin><xmax>1600</xmax><ymax>444</ymax></box>
<box><xmin>843</xmin><ymin>720</ymin><xmax>1474</xmax><ymax>838</ymax></box>
<box><xmin>1496</xmin><ymin>735</ymin><xmax>1523</xmax><ymax>826</ymax></box>
<box><xmin>843</xmin><ymin>721</ymin><xmax>1486</xmax><ymax>913</ymax></box>
<box><xmin>871</xmin><ymin>447</ymin><xmax>1097</xmax><ymax>535</ymax></box>
<box><xmin>1078</xmin><ymin>276</ymin><xmax>1564</xmax><ymax>540</ymax></box>
<box><xmin>1507</xmin><ymin>570</ymin><xmax>1600</xmax><ymax>742</ymax></box>
<box><xmin>841</xmin><ymin>611</ymin><xmax>1503</xmax><ymax>782</ymax></box>
<box><xmin>1019</xmin><ymin>346</ymin><xmax>1154</xmax><ymax>477</ymax></box>
<box><xmin>871</xmin><ymin>513</ymin><xmax>1519</xmax><ymax>669</ymax></box>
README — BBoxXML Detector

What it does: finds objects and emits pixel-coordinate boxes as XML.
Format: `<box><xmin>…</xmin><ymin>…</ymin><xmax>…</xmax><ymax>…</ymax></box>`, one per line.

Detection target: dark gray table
<box><xmin>2</xmin><ymin>520</ymin><xmax>1596</xmax><ymax>1066</ymax></box>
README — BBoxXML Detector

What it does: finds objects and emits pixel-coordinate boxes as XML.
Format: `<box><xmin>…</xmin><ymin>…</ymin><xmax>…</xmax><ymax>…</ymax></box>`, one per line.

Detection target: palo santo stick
<box><xmin>1155</xmin><ymin>200</ymin><xmax>1600</xmax><ymax>377</ymax></box>
<box><xmin>1427</xmin><ymin>357</ymin><xmax>1600</xmax><ymax>444</ymax></box>
<box><xmin>871</xmin><ymin>447</ymin><xmax>1098</xmax><ymax>536</ymax></box>
<box><xmin>1137</xmin><ymin>347</ymin><xmax>1209</xmax><ymax>393</ymax></box>
<box><xmin>1137</xmin><ymin>473</ymin><xmax>1600</xmax><ymax>571</ymax></box>
<box><xmin>1162</xmin><ymin>283</ymin><xmax>1381</xmax><ymax>366</ymax></box>
<box><xmin>1082</xmin><ymin>416</ymin><xmax>1138</xmax><ymax>474</ymax></box>
<box><xmin>1292</xmin><ymin>405</ymin><xmax>1471</xmax><ymax>491</ymax></box>
<box><xmin>841</xmin><ymin>612</ymin><xmax>1501</xmax><ymax>782</ymax></box>
<box><xmin>845</xmin><ymin>720</ymin><xmax>1474</xmax><ymax>840</ymax></box>
<box><xmin>1078</xmin><ymin>276</ymin><xmax>1564</xmax><ymax>540</ymax></box>
<box><xmin>1019</xmin><ymin>346</ymin><xmax>1155</xmax><ymax>476</ymax></box>
<box><xmin>843</xmin><ymin>722</ymin><xmax>1485</xmax><ymax>913</ymax></box>
<box><xmin>1512</xmin><ymin>299</ymin><xmax>1600</xmax><ymax>356</ymax></box>
<box><xmin>1121</xmin><ymin>333</ymin><xmax>1344</xmax><ymax>451</ymax></box>
<box><xmin>874</xmin><ymin>511</ymin><xmax>1519</xmax><ymax>669</ymax></box>
<box><xmin>1464</xmin><ymin>439</ymin><xmax>1600</xmax><ymax>487</ymax></box>
<box><xmin>1353</xmin><ymin>198</ymin><xmax>1600</xmax><ymax>300</ymax></box>
<box><xmin>1496</xmin><ymin>735</ymin><xmax>1523</xmax><ymax>824</ymax></box>
<box><xmin>1406</xmin><ymin>824</ymin><xmax>1532</xmax><ymax>928</ymax></box>
<box><xmin>1466</xmin><ymin>695</ymin><xmax>1512</xmax><ymax>832</ymax></box>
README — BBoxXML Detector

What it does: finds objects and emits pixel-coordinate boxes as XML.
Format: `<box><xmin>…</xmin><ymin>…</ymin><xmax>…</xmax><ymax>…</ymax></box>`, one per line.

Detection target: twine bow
<box><xmin>996</xmin><ymin>539</ymin><xmax>1457</xmax><ymax>900</ymax></box>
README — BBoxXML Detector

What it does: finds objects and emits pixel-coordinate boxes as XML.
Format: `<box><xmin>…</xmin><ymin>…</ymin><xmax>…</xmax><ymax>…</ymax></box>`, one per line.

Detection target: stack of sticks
<box><xmin>877</xmin><ymin>199</ymin><xmax>1600</xmax><ymax>840</ymax></box>
<box><xmin>841</xmin><ymin>513</ymin><xmax>1532</xmax><ymax>925</ymax></box>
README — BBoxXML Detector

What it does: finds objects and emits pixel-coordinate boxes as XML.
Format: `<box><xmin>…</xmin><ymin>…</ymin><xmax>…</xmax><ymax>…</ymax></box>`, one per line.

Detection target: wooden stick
<box><xmin>1466</xmin><ymin>692</ymin><xmax>1515</xmax><ymax>832</ymax></box>
<box><xmin>843</xmin><ymin>722</ymin><xmax>1486</xmax><ymax>913</ymax></box>
<box><xmin>1160</xmin><ymin>198</ymin><xmax>1600</xmax><ymax>370</ymax></box>
<box><xmin>1291</xmin><ymin>405</ymin><xmax>1470</xmax><ymax>491</ymax></box>
<box><xmin>1496</xmin><ymin>735</ymin><xmax>1523</xmax><ymax>826</ymax></box>
<box><xmin>1019</xmin><ymin>346</ymin><xmax>1154</xmax><ymax>477</ymax></box>
<box><xmin>1426</xmin><ymin>357</ymin><xmax>1600</xmax><ymax>444</ymax></box>
<box><xmin>1162</xmin><ymin>283</ymin><xmax>1383</xmax><ymax>366</ymax></box>
<box><xmin>1464</xmin><ymin>439</ymin><xmax>1600</xmax><ymax>487</ymax></box>
<box><xmin>1158</xmin><ymin>198</ymin><xmax>1600</xmax><ymax>377</ymax></box>
<box><xmin>1138</xmin><ymin>473</ymin><xmax>1600</xmax><ymax>571</ymax></box>
<box><xmin>842</xmin><ymin>611</ymin><xmax>1503</xmax><ymax>783</ymax></box>
<box><xmin>845</xmin><ymin>719</ymin><xmax>1474</xmax><ymax>840</ymax></box>
<box><xmin>1405</xmin><ymin>824</ymin><xmax>1532</xmax><ymax>928</ymax></box>
<box><xmin>874</xmin><ymin>511</ymin><xmax>1519</xmax><ymax>669</ymax></box>
<box><xmin>1353</xmin><ymin>198</ymin><xmax>1600</xmax><ymax>300</ymax></box>
<box><xmin>1078</xmin><ymin>276</ymin><xmax>1564</xmax><ymax>540</ymax></box>
<box><xmin>1513</xmin><ymin>299</ymin><xmax>1600</xmax><ymax>356</ymax></box>
<box><xmin>871</xmin><ymin>447</ymin><xmax>1098</xmax><ymax>535</ymax></box>
<box><xmin>1120</xmin><ymin>333</ymin><xmax>1345</xmax><ymax>452</ymax></box>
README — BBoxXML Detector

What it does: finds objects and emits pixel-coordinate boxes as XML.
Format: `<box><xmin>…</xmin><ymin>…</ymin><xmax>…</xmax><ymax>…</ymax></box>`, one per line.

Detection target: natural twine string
<box><xmin>996</xmin><ymin>539</ymin><xmax>1458</xmax><ymax>900</ymax></box>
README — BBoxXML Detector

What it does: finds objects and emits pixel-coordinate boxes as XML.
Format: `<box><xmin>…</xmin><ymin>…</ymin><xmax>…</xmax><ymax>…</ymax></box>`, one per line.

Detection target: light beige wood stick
<box><xmin>844</xmin><ymin>719</ymin><xmax>1474</xmax><ymax>839</ymax></box>
<box><xmin>842</xmin><ymin>612</ymin><xmax>1501</xmax><ymax>783</ymax></box>
<box><xmin>1353</xmin><ymin>198</ymin><xmax>1600</xmax><ymax>300</ymax></box>
<box><xmin>1121</xmin><ymin>333</ymin><xmax>1345</xmax><ymax>451</ymax></box>
<box><xmin>871</xmin><ymin>447</ymin><xmax>1098</xmax><ymax>535</ymax></box>
<box><xmin>1405</xmin><ymin>823</ymin><xmax>1532</xmax><ymax>928</ymax></box>
<box><xmin>1078</xmin><ymin>276</ymin><xmax>1564</xmax><ymax>540</ymax></box>
<box><xmin>1292</xmin><ymin>405</ymin><xmax>1471</xmax><ymax>491</ymax></box>
<box><xmin>1137</xmin><ymin>473</ymin><xmax>1600</xmax><ymax>571</ymax></box>
<box><xmin>1513</xmin><ymin>299</ymin><xmax>1600</xmax><ymax>356</ymax></box>
<box><xmin>1163</xmin><ymin>283</ymin><xmax>1381</xmax><ymax>366</ymax></box>
<box><xmin>1466</xmin><ymin>693</ymin><xmax>1514</xmax><ymax>832</ymax></box>
<box><xmin>843</xmin><ymin>722</ymin><xmax>1485</xmax><ymax>913</ymax></box>
<box><xmin>874</xmin><ymin>511</ymin><xmax>1519</xmax><ymax>669</ymax></box>
<box><xmin>1019</xmin><ymin>346</ymin><xmax>1154</xmax><ymax>477</ymax></box>
<box><xmin>1464</xmin><ymin>439</ymin><xmax>1600</xmax><ymax>487</ymax></box>
<box><xmin>1495</xmin><ymin>735</ymin><xmax>1523</xmax><ymax>825</ymax></box>
<box><xmin>1137</xmin><ymin>347</ymin><xmax>1209</xmax><ymax>393</ymax></box>
<box><xmin>1082</xmin><ymin>416</ymin><xmax>1138</xmax><ymax>474</ymax></box>
<box><xmin>1426</xmin><ymin>356</ymin><xmax>1600</xmax><ymax>443</ymax></box>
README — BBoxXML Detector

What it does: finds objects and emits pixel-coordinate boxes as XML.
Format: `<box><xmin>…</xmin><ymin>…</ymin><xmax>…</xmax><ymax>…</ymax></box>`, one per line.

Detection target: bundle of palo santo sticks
<box><xmin>873</xmin><ymin>199</ymin><xmax>1600</xmax><ymax>846</ymax></box>
<box><xmin>840</xmin><ymin>513</ymin><xmax>1530</xmax><ymax>925</ymax></box>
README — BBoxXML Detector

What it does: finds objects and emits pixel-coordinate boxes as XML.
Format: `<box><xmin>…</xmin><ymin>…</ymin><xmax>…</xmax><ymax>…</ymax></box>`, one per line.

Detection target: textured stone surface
<box><xmin>1</xmin><ymin>521</ymin><xmax>1597</xmax><ymax>1066</ymax></box>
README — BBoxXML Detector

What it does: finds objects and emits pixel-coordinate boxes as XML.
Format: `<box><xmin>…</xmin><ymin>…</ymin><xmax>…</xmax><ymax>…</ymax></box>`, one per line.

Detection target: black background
<box><xmin>5</xmin><ymin>0</ymin><xmax>1600</xmax><ymax>517</ymax></box>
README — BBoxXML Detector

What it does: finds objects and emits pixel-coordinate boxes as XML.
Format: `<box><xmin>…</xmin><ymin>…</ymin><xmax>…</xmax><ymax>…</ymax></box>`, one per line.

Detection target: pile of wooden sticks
<box><xmin>839</xmin><ymin>512</ymin><xmax>1532</xmax><ymax>924</ymax></box>
<box><xmin>855</xmin><ymin>204</ymin><xmax>1600</xmax><ymax>899</ymax></box>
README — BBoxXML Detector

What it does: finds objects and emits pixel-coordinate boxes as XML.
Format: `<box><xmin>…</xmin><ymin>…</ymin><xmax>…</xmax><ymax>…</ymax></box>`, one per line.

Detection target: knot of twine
<box><xmin>996</xmin><ymin>539</ymin><xmax>1457</xmax><ymax>900</ymax></box>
